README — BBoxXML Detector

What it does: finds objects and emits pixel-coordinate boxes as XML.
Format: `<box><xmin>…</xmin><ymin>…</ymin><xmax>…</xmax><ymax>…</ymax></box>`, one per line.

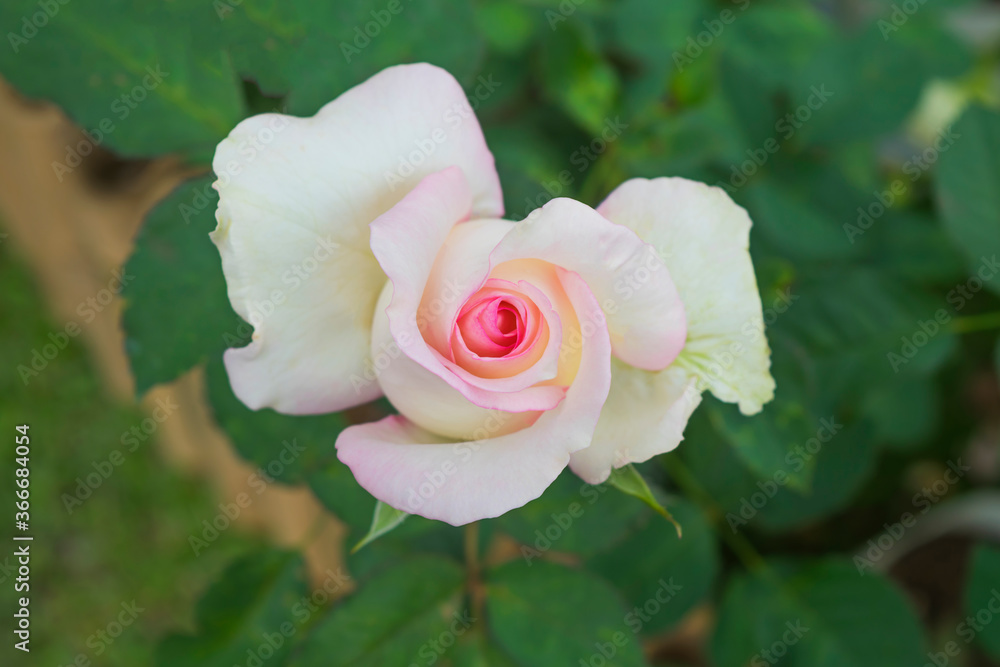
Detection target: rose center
<box><xmin>457</xmin><ymin>295</ymin><xmax>528</xmax><ymax>358</ymax></box>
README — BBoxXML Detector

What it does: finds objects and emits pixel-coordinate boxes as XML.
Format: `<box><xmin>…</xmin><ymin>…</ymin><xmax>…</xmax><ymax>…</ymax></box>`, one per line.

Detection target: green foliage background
<box><xmin>2</xmin><ymin>0</ymin><xmax>1000</xmax><ymax>665</ymax></box>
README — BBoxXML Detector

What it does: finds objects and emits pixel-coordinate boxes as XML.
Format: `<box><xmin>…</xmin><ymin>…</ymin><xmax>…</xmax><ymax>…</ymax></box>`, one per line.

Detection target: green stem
<box><xmin>951</xmin><ymin>311</ymin><xmax>1000</xmax><ymax>334</ymax></box>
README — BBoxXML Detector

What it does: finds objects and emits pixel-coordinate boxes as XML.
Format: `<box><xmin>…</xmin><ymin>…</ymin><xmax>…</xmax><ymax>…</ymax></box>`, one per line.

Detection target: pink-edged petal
<box><xmin>369</xmin><ymin>280</ymin><xmax>561</xmax><ymax>440</ymax></box>
<box><xmin>336</xmin><ymin>270</ymin><xmax>612</xmax><ymax>525</ymax></box>
<box><xmin>597</xmin><ymin>178</ymin><xmax>775</xmax><ymax>414</ymax></box>
<box><xmin>570</xmin><ymin>361</ymin><xmax>702</xmax><ymax>484</ymax></box>
<box><xmin>491</xmin><ymin>198</ymin><xmax>687</xmax><ymax>371</ymax></box>
<box><xmin>370</xmin><ymin>179</ymin><xmax>565</xmax><ymax>415</ymax></box>
<box><xmin>212</xmin><ymin>63</ymin><xmax>502</xmax><ymax>415</ymax></box>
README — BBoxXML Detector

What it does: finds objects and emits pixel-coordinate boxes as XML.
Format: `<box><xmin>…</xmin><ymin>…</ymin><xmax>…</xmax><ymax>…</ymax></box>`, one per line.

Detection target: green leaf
<box><xmin>790</xmin><ymin>21</ymin><xmax>969</xmax><ymax>145</ymax></box>
<box><xmin>860</xmin><ymin>374</ymin><xmax>938</xmax><ymax>450</ymax></box>
<box><xmin>711</xmin><ymin>559</ymin><xmax>925</xmax><ymax>667</ymax></box>
<box><xmin>707</xmin><ymin>393</ymin><xmax>819</xmax><ymax>494</ymax></box>
<box><xmin>677</xmin><ymin>414</ymin><xmax>878</xmax><ymax>533</ymax></box>
<box><xmin>498</xmin><ymin>469</ymin><xmax>645</xmax><ymax>557</ymax></box>
<box><xmin>610</xmin><ymin>0</ymin><xmax>701</xmax><ymax>66</ymax></box>
<box><xmin>306</xmin><ymin>458</ymin><xmax>377</xmax><ymax>534</ymax></box>
<box><xmin>0</xmin><ymin>0</ymin><xmax>244</xmax><ymax>159</ymax></box>
<box><xmin>122</xmin><ymin>176</ymin><xmax>245</xmax><ymax>395</ymax></box>
<box><xmin>352</xmin><ymin>501</ymin><xmax>410</xmax><ymax>553</ymax></box>
<box><xmin>284</xmin><ymin>0</ymin><xmax>485</xmax><ymax>116</ymax></box>
<box><xmin>717</xmin><ymin>5</ymin><xmax>834</xmax><ymax>148</ymax></box>
<box><xmin>935</xmin><ymin>105</ymin><xmax>1000</xmax><ymax>295</ymax></box>
<box><xmin>475</xmin><ymin>1</ymin><xmax>536</xmax><ymax>56</ymax></box>
<box><xmin>587</xmin><ymin>499</ymin><xmax>719</xmax><ymax>635</ymax></box>
<box><xmin>540</xmin><ymin>23</ymin><xmax>620</xmax><ymax>135</ymax></box>
<box><xmin>486</xmin><ymin>561</ymin><xmax>648</xmax><ymax>667</ymax></box>
<box><xmin>292</xmin><ymin>556</ymin><xmax>467</xmax><ymax>667</ymax></box>
<box><xmin>451</xmin><ymin>631</ymin><xmax>521</xmax><ymax>667</ymax></box>
<box><xmin>606</xmin><ymin>464</ymin><xmax>681</xmax><ymax>536</ymax></box>
<box><xmin>204</xmin><ymin>358</ymin><xmax>348</xmax><ymax>485</ymax></box>
<box><xmin>156</xmin><ymin>549</ymin><xmax>309</xmax><ymax>667</ymax></box>
<box><xmin>745</xmin><ymin>180</ymin><xmax>859</xmax><ymax>261</ymax></box>
<box><xmin>965</xmin><ymin>544</ymin><xmax>1000</xmax><ymax>660</ymax></box>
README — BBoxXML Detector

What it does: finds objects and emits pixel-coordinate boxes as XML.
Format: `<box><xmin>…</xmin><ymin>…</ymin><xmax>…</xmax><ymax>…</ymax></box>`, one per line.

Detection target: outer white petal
<box><xmin>597</xmin><ymin>178</ymin><xmax>775</xmax><ymax>414</ymax></box>
<box><xmin>212</xmin><ymin>63</ymin><xmax>503</xmax><ymax>415</ymax></box>
<box><xmin>569</xmin><ymin>360</ymin><xmax>702</xmax><ymax>484</ymax></box>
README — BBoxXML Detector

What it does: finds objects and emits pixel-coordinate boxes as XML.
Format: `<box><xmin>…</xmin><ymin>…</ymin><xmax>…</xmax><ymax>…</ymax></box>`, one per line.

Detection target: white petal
<box><xmin>570</xmin><ymin>360</ymin><xmax>702</xmax><ymax>484</ymax></box>
<box><xmin>597</xmin><ymin>178</ymin><xmax>775</xmax><ymax>414</ymax></box>
<box><xmin>212</xmin><ymin>63</ymin><xmax>503</xmax><ymax>414</ymax></box>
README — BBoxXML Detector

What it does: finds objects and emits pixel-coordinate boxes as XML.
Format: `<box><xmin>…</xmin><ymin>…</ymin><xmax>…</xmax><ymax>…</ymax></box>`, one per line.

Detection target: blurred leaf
<box><xmin>606</xmin><ymin>464</ymin><xmax>681</xmax><ymax>535</ymax></box>
<box><xmin>486</xmin><ymin>561</ymin><xmax>648</xmax><ymax>666</ymax></box>
<box><xmin>0</xmin><ymin>0</ymin><xmax>244</xmax><ymax>159</ymax></box>
<box><xmin>717</xmin><ymin>5</ymin><xmax>833</xmax><ymax>148</ymax></box>
<box><xmin>352</xmin><ymin>501</ymin><xmax>410</xmax><ymax>553</ymax></box>
<box><xmin>707</xmin><ymin>393</ymin><xmax>818</xmax><ymax>493</ymax></box>
<box><xmin>122</xmin><ymin>176</ymin><xmax>244</xmax><ymax>395</ymax></box>
<box><xmin>540</xmin><ymin>23</ymin><xmax>620</xmax><ymax>135</ymax></box>
<box><xmin>877</xmin><ymin>212</ymin><xmax>969</xmax><ymax>285</ymax></box>
<box><xmin>745</xmin><ymin>180</ymin><xmax>859</xmax><ymax>261</ymax></box>
<box><xmin>935</xmin><ymin>105</ymin><xmax>1000</xmax><ymax>295</ymax></box>
<box><xmin>711</xmin><ymin>559</ymin><xmax>925</xmax><ymax>667</ymax></box>
<box><xmin>475</xmin><ymin>1</ymin><xmax>537</xmax><ymax>55</ymax></box>
<box><xmin>156</xmin><ymin>549</ymin><xmax>308</xmax><ymax>667</ymax></box>
<box><xmin>307</xmin><ymin>458</ymin><xmax>377</xmax><ymax>534</ymax></box>
<box><xmin>609</xmin><ymin>0</ymin><xmax>701</xmax><ymax>66</ymax></box>
<box><xmin>965</xmin><ymin>544</ymin><xmax>1000</xmax><ymax>660</ymax></box>
<box><xmin>451</xmin><ymin>630</ymin><xmax>521</xmax><ymax>667</ymax></box>
<box><xmin>215</xmin><ymin>0</ymin><xmax>304</xmax><ymax>96</ymax></box>
<box><xmin>678</xmin><ymin>413</ymin><xmax>878</xmax><ymax>533</ymax></box>
<box><xmin>860</xmin><ymin>375</ymin><xmax>939</xmax><ymax>450</ymax></box>
<box><xmin>285</xmin><ymin>0</ymin><xmax>485</xmax><ymax>116</ymax></box>
<box><xmin>794</xmin><ymin>20</ymin><xmax>971</xmax><ymax>145</ymax></box>
<box><xmin>586</xmin><ymin>499</ymin><xmax>719</xmax><ymax>635</ymax></box>
<box><xmin>204</xmin><ymin>358</ymin><xmax>347</xmax><ymax>485</ymax></box>
<box><xmin>292</xmin><ymin>556</ymin><xmax>466</xmax><ymax>667</ymax></box>
<box><xmin>498</xmin><ymin>469</ymin><xmax>644</xmax><ymax>557</ymax></box>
